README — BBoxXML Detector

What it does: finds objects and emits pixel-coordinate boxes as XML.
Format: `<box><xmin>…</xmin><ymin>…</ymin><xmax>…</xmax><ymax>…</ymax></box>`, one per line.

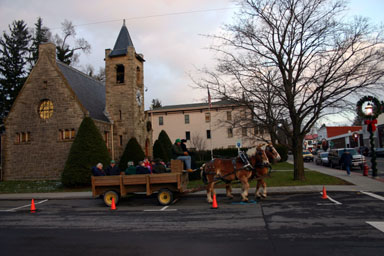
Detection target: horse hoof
<box><xmin>261</xmin><ymin>194</ymin><xmax>267</xmax><ymax>198</ymax></box>
<box><xmin>227</xmin><ymin>195</ymin><xmax>234</xmax><ymax>199</ymax></box>
<box><xmin>242</xmin><ymin>198</ymin><xmax>249</xmax><ymax>202</ymax></box>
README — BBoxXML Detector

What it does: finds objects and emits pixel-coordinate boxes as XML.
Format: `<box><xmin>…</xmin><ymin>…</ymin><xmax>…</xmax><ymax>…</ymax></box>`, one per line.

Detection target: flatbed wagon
<box><xmin>92</xmin><ymin>161</ymin><xmax>189</xmax><ymax>207</ymax></box>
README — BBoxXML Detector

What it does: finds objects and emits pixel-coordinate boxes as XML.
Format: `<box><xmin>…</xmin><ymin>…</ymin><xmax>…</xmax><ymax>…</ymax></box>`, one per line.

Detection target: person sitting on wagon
<box><xmin>143</xmin><ymin>157</ymin><xmax>152</xmax><ymax>173</ymax></box>
<box><xmin>125</xmin><ymin>161</ymin><xmax>137</xmax><ymax>175</ymax></box>
<box><xmin>92</xmin><ymin>163</ymin><xmax>105</xmax><ymax>176</ymax></box>
<box><xmin>152</xmin><ymin>158</ymin><xmax>168</xmax><ymax>174</ymax></box>
<box><xmin>136</xmin><ymin>161</ymin><xmax>151</xmax><ymax>174</ymax></box>
<box><xmin>105</xmin><ymin>160</ymin><xmax>121</xmax><ymax>176</ymax></box>
<box><xmin>172</xmin><ymin>138</ymin><xmax>194</xmax><ymax>172</ymax></box>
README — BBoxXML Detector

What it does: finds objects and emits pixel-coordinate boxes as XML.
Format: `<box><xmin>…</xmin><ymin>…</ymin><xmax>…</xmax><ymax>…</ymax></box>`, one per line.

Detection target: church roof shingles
<box><xmin>57</xmin><ymin>62</ymin><xmax>110</xmax><ymax>123</ymax></box>
<box><xmin>109</xmin><ymin>22</ymin><xmax>134</xmax><ymax>57</ymax></box>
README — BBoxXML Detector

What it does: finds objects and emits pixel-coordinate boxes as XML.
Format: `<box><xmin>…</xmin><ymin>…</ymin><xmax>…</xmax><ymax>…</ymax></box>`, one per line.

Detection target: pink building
<box><xmin>148</xmin><ymin>100</ymin><xmax>270</xmax><ymax>150</ymax></box>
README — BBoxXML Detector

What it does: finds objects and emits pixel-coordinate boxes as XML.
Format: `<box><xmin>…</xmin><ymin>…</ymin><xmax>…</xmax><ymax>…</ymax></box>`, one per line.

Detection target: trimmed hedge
<box><xmin>119</xmin><ymin>137</ymin><xmax>145</xmax><ymax>170</ymax></box>
<box><xmin>155</xmin><ymin>130</ymin><xmax>173</xmax><ymax>163</ymax></box>
<box><xmin>61</xmin><ymin>117</ymin><xmax>111</xmax><ymax>187</ymax></box>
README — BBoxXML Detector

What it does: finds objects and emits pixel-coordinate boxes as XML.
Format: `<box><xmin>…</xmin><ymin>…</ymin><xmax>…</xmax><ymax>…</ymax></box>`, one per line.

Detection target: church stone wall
<box><xmin>2</xmin><ymin>44</ymin><xmax>86</xmax><ymax>180</ymax></box>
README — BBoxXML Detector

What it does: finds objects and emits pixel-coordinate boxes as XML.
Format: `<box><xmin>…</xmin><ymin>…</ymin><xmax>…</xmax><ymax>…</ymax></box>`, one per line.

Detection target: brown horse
<box><xmin>254</xmin><ymin>143</ymin><xmax>281</xmax><ymax>198</ymax></box>
<box><xmin>201</xmin><ymin>143</ymin><xmax>270</xmax><ymax>203</ymax></box>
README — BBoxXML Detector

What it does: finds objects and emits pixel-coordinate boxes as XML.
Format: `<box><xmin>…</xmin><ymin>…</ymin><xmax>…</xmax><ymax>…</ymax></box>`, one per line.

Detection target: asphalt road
<box><xmin>0</xmin><ymin>191</ymin><xmax>384</xmax><ymax>256</ymax></box>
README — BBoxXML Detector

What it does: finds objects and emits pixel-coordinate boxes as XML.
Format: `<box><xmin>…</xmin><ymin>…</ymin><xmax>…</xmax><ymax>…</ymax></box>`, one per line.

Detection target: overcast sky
<box><xmin>0</xmin><ymin>0</ymin><xmax>383</xmax><ymax>115</ymax></box>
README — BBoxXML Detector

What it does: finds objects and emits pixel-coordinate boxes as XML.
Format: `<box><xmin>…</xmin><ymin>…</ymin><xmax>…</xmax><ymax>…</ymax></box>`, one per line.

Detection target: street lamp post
<box><xmin>357</xmin><ymin>96</ymin><xmax>382</xmax><ymax>179</ymax></box>
<box><xmin>364</xmin><ymin>103</ymin><xmax>377</xmax><ymax>177</ymax></box>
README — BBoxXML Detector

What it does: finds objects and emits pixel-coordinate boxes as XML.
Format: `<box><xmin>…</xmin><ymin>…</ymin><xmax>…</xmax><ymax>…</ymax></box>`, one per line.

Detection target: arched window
<box><xmin>116</xmin><ymin>64</ymin><xmax>125</xmax><ymax>84</ymax></box>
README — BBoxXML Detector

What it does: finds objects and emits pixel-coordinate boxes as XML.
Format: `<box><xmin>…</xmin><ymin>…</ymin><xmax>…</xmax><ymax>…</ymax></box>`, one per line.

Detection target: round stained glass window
<box><xmin>38</xmin><ymin>100</ymin><xmax>54</xmax><ymax>119</ymax></box>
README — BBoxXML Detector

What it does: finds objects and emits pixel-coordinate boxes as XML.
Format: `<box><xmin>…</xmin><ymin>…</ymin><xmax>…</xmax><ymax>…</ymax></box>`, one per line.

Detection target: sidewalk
<box><xmin>0</xmin><ymin>162</ymin><xmax>382</xmax><ymax>200</ymax></box>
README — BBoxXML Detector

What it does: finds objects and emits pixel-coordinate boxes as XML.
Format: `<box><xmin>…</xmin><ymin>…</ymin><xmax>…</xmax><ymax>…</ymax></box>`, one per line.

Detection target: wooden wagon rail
<box><xmin>91</xmin><ymin>172</ymin><xmax>189</xmax><ymax>206</ymax></box>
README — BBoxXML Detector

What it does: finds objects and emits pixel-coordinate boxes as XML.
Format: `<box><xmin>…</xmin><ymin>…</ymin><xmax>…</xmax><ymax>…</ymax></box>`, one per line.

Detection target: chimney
<box><xmin>39</xmin><ymin>43</ymin><xmax>56</xmax><ymax>62</ymax></box>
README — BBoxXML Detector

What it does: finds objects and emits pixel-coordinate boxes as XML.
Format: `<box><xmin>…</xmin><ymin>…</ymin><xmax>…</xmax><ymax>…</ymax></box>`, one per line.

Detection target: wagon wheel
<box><xmin>157</xmin><ymin>189</ymin><xmax>173</xmax><ymax>206</ymax></box>
<box><xmin>103</xmin><ymin>190</ymin><xmax>119</xmax><ymax>207</ymax></box>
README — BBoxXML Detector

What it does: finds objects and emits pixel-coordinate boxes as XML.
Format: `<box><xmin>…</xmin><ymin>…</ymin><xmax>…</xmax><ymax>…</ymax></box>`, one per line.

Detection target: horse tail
<box><xmin>200</xmin><ymin>163</ymin><xmax>208</xmax><ymax>184</ymax></box>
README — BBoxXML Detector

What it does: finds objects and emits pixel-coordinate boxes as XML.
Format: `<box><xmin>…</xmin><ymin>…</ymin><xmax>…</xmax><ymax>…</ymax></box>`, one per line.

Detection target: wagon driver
<box><xmin>172</xmin><ymin>138</ymin><xmax>194</xmax><ymax>172</ymax></box>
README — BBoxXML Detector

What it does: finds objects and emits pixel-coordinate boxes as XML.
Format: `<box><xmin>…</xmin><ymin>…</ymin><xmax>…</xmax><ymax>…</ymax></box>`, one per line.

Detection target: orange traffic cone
<box><xmin>110</xmin><ymin>197</ymin><xmax>116</xmax><ymax>210</ymax></box>
<box><xmin>30</xmin><ymin>199</ymin><xmax>36</xmax><ymax>213</ymax></box>
<box><xmin>211</xmin><ymin>194</ymin><xmax>218</xmax><ymax>209</ymax></box>
<box><xmin>321</xmin><ymin>186</ymin><xmax>328</xmax><ymax>199</ymax></box>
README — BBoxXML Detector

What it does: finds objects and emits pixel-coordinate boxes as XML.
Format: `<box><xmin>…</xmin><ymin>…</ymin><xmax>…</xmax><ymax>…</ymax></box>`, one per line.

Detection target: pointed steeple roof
<box><xmin>109</xmin><ymin>20</ymin><xmax>134</xmax><ymax>57</ymax></box>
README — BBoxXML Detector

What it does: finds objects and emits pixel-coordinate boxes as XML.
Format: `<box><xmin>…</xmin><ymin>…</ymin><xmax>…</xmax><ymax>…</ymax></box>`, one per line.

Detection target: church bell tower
<box><xmin>105</xmin><ymin>20</ymin><xmax>147</xmax><ymax>160</ymax></box>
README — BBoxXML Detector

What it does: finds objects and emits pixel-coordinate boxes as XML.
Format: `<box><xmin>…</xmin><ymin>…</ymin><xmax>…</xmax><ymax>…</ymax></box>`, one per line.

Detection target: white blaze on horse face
<box><xmin>269</xmin><ymin>144</ymin><xmax>281</xmax><ymax>161</ymax></box>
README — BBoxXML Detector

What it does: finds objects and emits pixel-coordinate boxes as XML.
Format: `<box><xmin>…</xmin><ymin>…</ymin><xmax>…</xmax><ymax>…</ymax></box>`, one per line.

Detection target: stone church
<box><xmin>0</xmin><ymin>22</ymin><xmax>152</xmax><ymax>180</ymax></box>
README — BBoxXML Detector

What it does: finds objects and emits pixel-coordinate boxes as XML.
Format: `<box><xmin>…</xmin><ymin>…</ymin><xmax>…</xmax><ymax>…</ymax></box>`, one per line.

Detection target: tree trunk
<box><xmin>291</xmin><ymin>135</ymin><xmax>305</xmax><ymax>181</ymax></box>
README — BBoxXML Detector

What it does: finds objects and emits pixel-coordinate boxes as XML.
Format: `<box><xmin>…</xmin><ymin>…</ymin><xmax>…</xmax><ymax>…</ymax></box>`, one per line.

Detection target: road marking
<box><xmin>0</xmin><ymin>199</ymin><xmax>49</xmax><ymax>212</ymax></box>
<box><xmin>143</xmin><ymin>198</ymin><xmax>179</xmax><ymax>212</ymax></box>
<box><xmin>367</xmin><ymin>222</ymin><xmax>384</xmax><ymax>233</ymax></box>
<box><xmin>143</xmin><ymin>207</ymin><xmax>177</xmax><ymax>212</ymax></box>
<box><xmin>361</xmin><ymin>191</ymin><xmax>384</xmax><ymax>201</ymax></box>
<box><xmin>319</xmin><ymin>192</ymin><xmax>342</xmax><ymax>205</ymax></box>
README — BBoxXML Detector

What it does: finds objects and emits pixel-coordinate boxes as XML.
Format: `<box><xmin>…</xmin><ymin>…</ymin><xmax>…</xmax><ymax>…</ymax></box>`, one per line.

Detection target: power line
<box><xmin>51</xmin><ymin>7</ymin><xmax>237</xmax><ymax>29</ymax></box>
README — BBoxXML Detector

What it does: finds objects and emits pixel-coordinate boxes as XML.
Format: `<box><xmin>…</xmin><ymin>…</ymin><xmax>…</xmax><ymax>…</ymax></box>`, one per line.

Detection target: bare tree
<box><xmin>82</xmin><ymin>65</ymin><xmax>105</xmax><ymax>82</ymax></box>
<box><xmin>53</xmin><ymin>20</ymin><xmax>91</xmax><ymax>65</ymax></box>
<box><xmin>196</xmin><ymin>0</ymin><xmax>384</xmax><ymax>180</ymax></box>
<box><xmin>189</xmin><ymin>134</ymin><xmax>207</xmax><ymax>161</ymax></box>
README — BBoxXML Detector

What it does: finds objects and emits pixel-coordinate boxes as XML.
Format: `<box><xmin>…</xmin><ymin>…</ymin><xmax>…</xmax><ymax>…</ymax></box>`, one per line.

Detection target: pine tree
<box><xmin>157</xmin><ymin>130</ymin><xmax>173</xmax><ymax>163</ymax></box>
<box><xmin>28</xmin><ymin>17</ymin><xmax>50</xmax><ymax>67</ymax></box>
<box><xmin>0</xmin><ymin>20</ymin><xmax>31</xmax><ymax>128</ymax></box>
<box><xmin>61</xmin><ymin>117</ymin><xmax>111</xmax><ymax>187</ymax></box>
<box><xmin>119</xmin><ymin>137</ymin><xmax>145</xmax><ymax>170</ymax></box>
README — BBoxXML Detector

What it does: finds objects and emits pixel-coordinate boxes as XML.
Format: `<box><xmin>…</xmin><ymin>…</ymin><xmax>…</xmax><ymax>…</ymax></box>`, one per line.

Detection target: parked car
<box><xmin>315</xmin><ymin>152</ymin><xmax>329</xmax><ymax>166</ymax></box>
<box><xmin>303</xmin><ymin>150</ymin><xmax>314</xmax><ymax>162</ymax></box>
<box><xmin>368</xmin><ymin>148</ymin><xmax>384</xmax><ymax>157</ymax></box>
<box><xmin>328</xmin><ymin>148</ymin><xmax>365</xmax><ymax>170</ymax></box>
<box><xmin>358</xmin><ymin>146</ymin><xmax>369</xmax><ymax>156</ymax></box>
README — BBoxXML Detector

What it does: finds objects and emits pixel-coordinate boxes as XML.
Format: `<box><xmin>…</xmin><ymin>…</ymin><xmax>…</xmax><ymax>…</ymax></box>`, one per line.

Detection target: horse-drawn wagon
<box><xmin>92</xmin><ymin>143</ymin><xmax>280</xmax><ymax>207</ymax></box>
<box><xmin>92</xmin><ymin>160</ymin><xmax>188</xmax><ymax>206</ymax></box>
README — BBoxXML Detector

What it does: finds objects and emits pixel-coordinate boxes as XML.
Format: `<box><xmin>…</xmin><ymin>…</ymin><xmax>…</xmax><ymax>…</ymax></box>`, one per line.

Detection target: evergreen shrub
<box><xmin>61</xmin><ymin>117</ymin><xmax>111</xmax><ymax>187</ymax></box>
<box><xmin>157</xmin><ymin>130</ymin><xmax>173</xmax><ymax>163</ymax></box>
<box><xmin>119</xmin><ymin>137</ymin><xmax>145</xmax><ymax>170</ymax></box>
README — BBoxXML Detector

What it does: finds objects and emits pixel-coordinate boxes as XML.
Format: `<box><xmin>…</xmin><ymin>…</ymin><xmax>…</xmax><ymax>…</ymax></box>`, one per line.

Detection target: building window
<box><xmin>205</xmin><ymin>112</ymin><xmax>211</xmax><ymax>123</ymax></box>
<box><xmin>15</xmin><ymin>132</ymin><xmax>30</xmax><ymax>143</ymax></box>
<box><xmin>15</xmin><ymin>133</ymin><xmax>20</xmax><ymax>144</ymax></box>
<box><xmin>227</xmin><ymin>128</ymin><xmax>233</xmax><ymax>138</ymax></box>
<box><xmin>104</xmin><ymin>131</ymin><xmax>109</xmax><ymax>147</ymax></box>
<box><xmin>136</xmin><ymin>66</ymin><xmax>141</xmax><ymax>85</ymax></box>
<box><xmin>242</xmin><ymin>127</ymin><xmax>247</xmax><ymax>136</ymax></box>
<box><xmin>159</xmin><ymin>116</ymin><xmax>164</xmax><ymax>126</ymax></box>
<box><xmin>254</xmin><ymin>126</ymin><xmax>264</xmax><ymax>135</ymax></box>
<box><xmin>119</xmin><ymin>135</ymin><xmax>123</xmax><ymax>146</ymax></box>
<box><xmin>186</xmin><ymin>131</ymin><xmax>190</xmax><ymax>140</ymax></box>
<box><xmin>227</xmin><ymin>111</ymin><xmax>232</xmax><ymax>121</ymax></box>
<box><xmin>116</xmin><ymin>64</ymin><xmax>125</xmax><ymax>84</ymax></box>
<box><xmin>64</xmin><ymin>129</ymin><xmax>71</xmax><ymax>140</ymax></box>
<box><xmin>38</xmin><ymin>99</ymin><xmax>54</xmax><ymax>120</ymax></box>
<box><xmin>119</xmin><ymin>110</ymin><xmax>122</xmax><ymax>121</ymax></box>
<box><xmin>206</xmin><ymin>130</ymin><xmax>211</xmax><ymax>139</ymax></box>
<box><xmin>59</xmin><ymin>129</ymin><xmax>75</xmax><ymax>141</ymax></box>
<box><xmin>184</xmin><ymin>114</ymin><xmax>190</xmax><ymax>124</ymax></box>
